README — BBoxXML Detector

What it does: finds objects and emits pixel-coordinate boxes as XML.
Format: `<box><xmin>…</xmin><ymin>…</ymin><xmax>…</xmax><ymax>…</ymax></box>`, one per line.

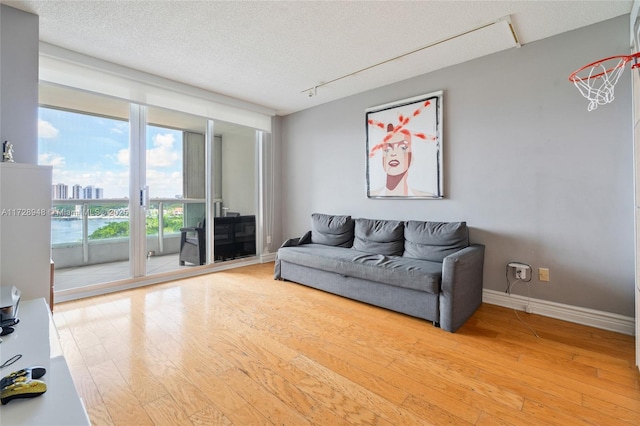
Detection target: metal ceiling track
<box><xmin>302</xmin><ymin>15</ymin><xmax>520</xmax><ymax>97</ymax></box>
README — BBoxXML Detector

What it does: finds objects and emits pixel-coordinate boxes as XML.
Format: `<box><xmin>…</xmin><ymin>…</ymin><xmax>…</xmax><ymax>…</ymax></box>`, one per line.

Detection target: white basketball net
<box><xmin>571</xmin><ymin>57</ymin><xmax>629</xmax><ymax>111</ymax></box>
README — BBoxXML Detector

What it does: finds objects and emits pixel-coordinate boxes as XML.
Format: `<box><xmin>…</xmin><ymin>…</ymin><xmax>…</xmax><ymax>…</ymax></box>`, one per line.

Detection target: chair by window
<box><xmin>179</xmin><ymin>220</ymin><xmax>205</xmax><ymax>265</ymax></box>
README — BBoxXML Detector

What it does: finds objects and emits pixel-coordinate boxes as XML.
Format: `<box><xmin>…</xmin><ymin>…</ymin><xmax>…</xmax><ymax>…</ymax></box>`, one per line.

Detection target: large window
<box><xmin>39</xmin><ymin>107</ymin><xmax>130</xmax><ymax>245</ymax></box>
<box><xmin>38</xmin><ymin>108</ymin><xmax>188</xmax><ymax>243</ymax></box>
<box><xmin>38</xmin><ymin>81</ymin><xmax>264</xmax><ymax>297</ymax></box>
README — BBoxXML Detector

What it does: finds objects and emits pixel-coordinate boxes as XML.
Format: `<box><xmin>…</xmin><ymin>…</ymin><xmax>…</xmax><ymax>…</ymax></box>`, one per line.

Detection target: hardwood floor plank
<box><xmin>291</xmin><ymin>354</ymin><xmax>429</xmax><ymax>425</ymax></box>
<box><xmin>182</xmin><ymin>366</ymin><xmax>250</xmax><ymax>416</ymax></box>
<box><xmin>143</xmin><ymin>394</ymin><xmax>193</xmax><ymax>426</ymax></box>
<box><xmin>89</xmin><ymin>360</ymin><xmax>155</xmax><ymax>425</ymax></box>
<box><xmin>189</xmin><ymin>405</ymin><xmax>234</xmax><ymax>426</ymax></box>
<box><xmin>67</xmin><ymin>365</ymin><xmax>106</xmax><ymax>411</ymax></box>
<box><xmin>595</xmin><ymin>366</ymin><xmax>640</xmax><ymax>390</ymax></box>
<box><xmin>310</xmin><ymin>338</ymin><xmax>487</xmax><ymax>424</ymax></box>
<box><xmin>581</xmin><ymin>393</ymin><xmax>640</xmax><ymax>425</ymax></box>
<box><xmin>474</xmin><ymin>403</ymin><xmax>542</xmax><ymax>426</ymax></box>
<box><xmin>521</xmin><ymin>398</ymin><xmax>609</xmax><ymax>426</ymax></box>
<box><xmin>85</xmin><ymin>403</ymin><xmax>115</xmax><ymax>426</ymax></box>
<box><xmin>400</xmin><ymin>394</ymin><xmax>476</xmax><ymax>425</ymax></box>
<box><xmin>212</xmin><ymin>330</ymin><xmax>317</xmax><ymax>418</ymax></box>
<box><xmin>218</xmin><ymin>367</ymin><xmax>312</xmax><ymax>425</ymax></box>
<box><xmin>300</xmin><ymin>341</ymin><xmax>410</xmax><ymax>406</ymax></box>
<box><xmin>146</xmin><ymin>362</ymin><xmax>213</xmax><ymax>418</ymax></box>
<box><xmin>52</xmin><ymin>263</ymin><xmax>640</xmax><ymax>425</ymax></box>
<box><xmin>389</xmin><ymin>352</ymin><xmax>525</xmax><ymax>411</ymax></box>
<box><xmin>224</xmin><ymin>403</ymin><xmax>275</xmax><ymax>426</ymax></box>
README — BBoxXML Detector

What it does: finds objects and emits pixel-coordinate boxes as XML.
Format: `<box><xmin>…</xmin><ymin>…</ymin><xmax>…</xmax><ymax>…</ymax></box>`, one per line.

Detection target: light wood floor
<box><xmin>53</xmin><ymin>263</ymin><xmax>640</xmax><ymax>425</ymax></box>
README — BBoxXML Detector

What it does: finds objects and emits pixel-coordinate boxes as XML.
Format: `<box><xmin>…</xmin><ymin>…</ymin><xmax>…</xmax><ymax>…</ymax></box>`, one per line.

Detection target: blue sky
<box><xmin>38</xmin><ymin>108</ymin><xmax>183</xmax><ymax>199</ymax></box>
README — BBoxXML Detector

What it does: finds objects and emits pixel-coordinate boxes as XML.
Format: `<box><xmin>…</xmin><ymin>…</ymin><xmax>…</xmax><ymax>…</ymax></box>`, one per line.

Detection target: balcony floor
<box><xmin>54</xmin><ymin>253</ymin><xmax>192</xmax><ymax>292</ymax></box>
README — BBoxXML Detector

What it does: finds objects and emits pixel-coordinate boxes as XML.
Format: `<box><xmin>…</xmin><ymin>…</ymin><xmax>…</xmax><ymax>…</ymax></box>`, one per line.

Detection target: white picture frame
<box><xmin>366</xmin><ymin>91</ymin><xmax>443</xmax><ymax>199</ymax></box>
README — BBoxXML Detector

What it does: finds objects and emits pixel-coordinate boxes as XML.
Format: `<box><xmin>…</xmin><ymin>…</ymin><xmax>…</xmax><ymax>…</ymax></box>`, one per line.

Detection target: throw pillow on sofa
<box><xmin>310</xmin><ymin>213</ymin><xmax>354</xmax><ymax>247</ymax></box>
<box><xmin>403</xmin><ymin>221</ymin><xmax>469</xmax><ymax>262</ymax></box>
<box><xmin>352</xmin><ymin>218</ymin><xmax>404</xmax><ymax>256</ymax></box>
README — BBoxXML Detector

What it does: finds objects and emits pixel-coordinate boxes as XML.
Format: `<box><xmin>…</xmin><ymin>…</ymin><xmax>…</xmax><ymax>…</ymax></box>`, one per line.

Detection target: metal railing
<box><xmin>51</xmin><ymin>198</ymin><xmax>209</xmax><ymax>265</ymax></box>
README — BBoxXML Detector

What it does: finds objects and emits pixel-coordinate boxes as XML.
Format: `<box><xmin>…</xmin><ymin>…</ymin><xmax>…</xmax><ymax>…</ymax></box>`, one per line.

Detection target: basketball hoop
<box><xmin>569</xmin><ymin>52</ymin><xmax>640</xmax><ymax>111</ymax></box>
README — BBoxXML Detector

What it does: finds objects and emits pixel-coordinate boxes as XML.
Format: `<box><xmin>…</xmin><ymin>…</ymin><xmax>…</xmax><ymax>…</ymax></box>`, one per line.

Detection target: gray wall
<box><xmin>0</xmin><ymin>5</ymin><xmax>39</xmax><ymax>164</ymax></box>
<box><xmin>280</xmin><ymin>16</ymin><xmax>634</xmax><ymax>317</ymax></box>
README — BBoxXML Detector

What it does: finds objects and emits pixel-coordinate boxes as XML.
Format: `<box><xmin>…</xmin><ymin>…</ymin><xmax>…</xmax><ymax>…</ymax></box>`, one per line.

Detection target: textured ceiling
<box><xmin>1</xmin><ymin>1</ymin><xmax>634</xmax><ymax>116</ymax></box>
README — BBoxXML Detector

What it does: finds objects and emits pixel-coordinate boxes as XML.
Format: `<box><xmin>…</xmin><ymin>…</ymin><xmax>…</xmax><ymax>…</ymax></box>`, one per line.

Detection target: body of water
<box><xmin>51</xmin><ymin>217</ymin><xmax>128</xmax><ymax>245</ymax></box>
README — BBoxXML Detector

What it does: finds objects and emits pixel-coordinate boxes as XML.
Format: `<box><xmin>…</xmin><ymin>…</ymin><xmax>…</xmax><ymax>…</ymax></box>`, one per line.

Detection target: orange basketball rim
<box><xmin>569</xmin><ymin>52</ymin><xmax>640</xmax><ymax>111</ymax></box>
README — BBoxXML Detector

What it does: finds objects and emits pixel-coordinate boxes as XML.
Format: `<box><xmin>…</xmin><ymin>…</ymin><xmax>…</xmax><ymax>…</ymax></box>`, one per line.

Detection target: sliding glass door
<box><xmin>39</xmin><ymin>88</ymin><xmax>133</xmax><ymax>290</ymax></box>
<box><xmin>39</xmin><ymin>83</ymin><xmax>263</xmax><ymax>297</ymax></box>
<box><xmin>143</xmin><ymin>106</ymin><xmax>210</xmax><ymax>275</ymax></box>
<box><xmin>212</xmin><ymin>120</ymin><xmax>257</xmax><ymax>262</ymax></box>
<box><xmin>39</xmin><ymin>93</ymin><xmax>215</xmax><ymax>289</ymax></box>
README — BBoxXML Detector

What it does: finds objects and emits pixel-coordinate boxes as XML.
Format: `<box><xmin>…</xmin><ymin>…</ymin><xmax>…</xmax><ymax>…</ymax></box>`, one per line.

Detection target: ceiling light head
<box><xmin>305</xmin><ymin>86</ymin><xmax>318</xmax><ymax>98</ymax></box>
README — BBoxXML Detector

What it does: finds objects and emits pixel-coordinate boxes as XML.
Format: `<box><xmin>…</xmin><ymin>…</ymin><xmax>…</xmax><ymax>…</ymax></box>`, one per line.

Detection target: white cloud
<box><xmin>117</xmin><ymin>148</ymin><xmax>129</xmax><ymax>166</ymax></box>
<box><xmin>147</xmin><ymin>133</ymin><xmax>179</xmax><ymax>167</ymax></box>
<box><xmin>38</xmin><ymin>119</ymin><xmax>59</xmax><ymax>139</ymax></box>
<box><xmin>95</xmin><ymin>170</ymin><xmax>130</xmax><ymax>199</ymax></box>
<box><xmin>146</xmin><ymin>169</ymin><xmax>183</xmax><ymax>198</ymax></box>
<box><xmin>39</xmin><ymin>152</ymin><xmax>65</xmax><ymax>167</ymax></box>
<box><xmin>110</xmin><ymin>122</ymin><xmax>127</xmax><ymax>134</ymax></box>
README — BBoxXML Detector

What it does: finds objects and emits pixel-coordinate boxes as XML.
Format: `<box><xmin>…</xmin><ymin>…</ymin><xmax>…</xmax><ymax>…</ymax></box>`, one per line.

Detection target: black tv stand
<box><xmin>214</xmin><ymin>215</ymin><xmax>256</xmax><ymax>261</ymax></box>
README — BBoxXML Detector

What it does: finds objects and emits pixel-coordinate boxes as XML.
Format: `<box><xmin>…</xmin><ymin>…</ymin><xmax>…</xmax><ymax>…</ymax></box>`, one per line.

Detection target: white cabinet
<box><xmin>0</xmin><ymin>163</ymin><xmax>52</xmax><ymax>305</ymax></box>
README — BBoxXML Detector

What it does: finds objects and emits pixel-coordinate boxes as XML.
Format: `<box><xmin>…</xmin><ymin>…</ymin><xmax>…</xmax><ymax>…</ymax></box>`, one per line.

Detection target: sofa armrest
<box><xmin>298</xmin><ymin>230</ymin><xmax>312</xmax><ymax>245</ymax></box>
<box><xmin>439</xmin><ymin>244</ymin><xmax>485</xmax><ymax>332</ymax></box>
<box><xmin>279</xmin><ymin>230</ymin><xmax>312</xmax><ymax>249</ymax></box>
<box><xmin>274</xmin><ymin>231</ymin><xmax>312</xmax><ymax>279</ymax></box>
<box><xmin>281</xmin><ymin>237</ymin><xmax>300</xmax><ymax>248</ymax></box>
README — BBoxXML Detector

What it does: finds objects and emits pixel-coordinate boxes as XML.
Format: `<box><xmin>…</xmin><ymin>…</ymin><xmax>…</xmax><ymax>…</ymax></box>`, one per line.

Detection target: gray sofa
<box><xmin>274</xmin><ymin>213</ymin><xmax>485</xmax><ymax>332</ymax></box>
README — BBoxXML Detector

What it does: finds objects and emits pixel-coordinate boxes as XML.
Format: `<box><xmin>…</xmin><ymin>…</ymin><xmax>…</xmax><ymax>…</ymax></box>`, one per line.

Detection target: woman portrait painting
<box><xmin>366</xmin><ymin>92</ymin><xmax>443</xmax><ymax>199</ymax></box>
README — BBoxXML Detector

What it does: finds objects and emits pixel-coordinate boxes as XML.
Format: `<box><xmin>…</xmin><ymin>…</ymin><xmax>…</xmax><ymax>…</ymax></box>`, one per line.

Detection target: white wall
<box><xmin>221</xmin><ymin>128</ymin><xmax>256</xmax><ymax>216</ymax></box>
<box><xmin>280</xmin><ymin>16</ymin><xmax>634</xmax><ymax>317</ymax></box>
<box><xmin>0</xmin><ymin>5</ymin><xmax>39</xmax><ymax>164</ymax></box>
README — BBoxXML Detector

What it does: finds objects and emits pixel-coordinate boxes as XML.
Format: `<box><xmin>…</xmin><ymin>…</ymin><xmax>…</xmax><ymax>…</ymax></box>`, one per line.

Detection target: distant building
<box><xmin>56</xmin><ymin>183</ymin><xmax>103</xmax><ymax>199</ymax></box>
<box><xmin>83</xmin><ymin>185</ymin><xmax>94</xmax><ymax>199</ymax></box>
<box><xmin>72</xmin><ymin>184</ymin><xmax>82</xmax><ymax>199</ymax></box>
<box><xmin>52</xmin><ymin>183</ymin><xmax>68</xmax><ymax>200</ymax></box>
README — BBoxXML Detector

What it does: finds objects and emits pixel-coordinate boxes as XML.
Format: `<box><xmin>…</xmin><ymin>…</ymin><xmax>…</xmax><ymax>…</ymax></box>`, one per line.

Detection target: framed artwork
<box><xmin>366</xmin><ymin>91</ymin><xmax>443</xmax><ymax>199</ymax></box>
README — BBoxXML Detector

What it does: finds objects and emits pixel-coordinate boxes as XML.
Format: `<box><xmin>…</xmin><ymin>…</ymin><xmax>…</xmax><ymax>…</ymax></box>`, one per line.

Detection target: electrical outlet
<box><xmin>509</xmin><ymin>262</ymin><xmax>530</xmax><ymax>280</ymax></box>
<box><xmin>538</xmin><ymin>267</ymin><xmax>550</xmax><ymax>282</ymax></box>
<box><xmin>515</xmin><ymin>267</ymin><xmax>528</xmax><ymax>280</ymax></box>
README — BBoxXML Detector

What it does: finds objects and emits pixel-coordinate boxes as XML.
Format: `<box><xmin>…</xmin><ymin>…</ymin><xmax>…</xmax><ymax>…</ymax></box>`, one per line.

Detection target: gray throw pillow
<box><xmin>403</xmin><ymin>221</ymin><xmax>469</xmax><ymax>262</ymax></box>
<box><xmin>352</xmin><ymin>218</ymin><xmax>404</xmax><ymax>256</ymax></box>
<box><xmin>310</xmin><ymin>213</ymin><xmax>354</xmax><ymax>247</ymax></box>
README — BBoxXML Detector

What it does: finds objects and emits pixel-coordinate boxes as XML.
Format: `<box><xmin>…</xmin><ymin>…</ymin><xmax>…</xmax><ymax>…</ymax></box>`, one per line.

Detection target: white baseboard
<box><xmin>260</xmin><ymin>252</ymin><xmax>277</xmax><ymax>263</ymax></box>
<box><xmin>483</xmin><ymin>289</ymin><xmax>635</xmax><ymax>336</ymax></box>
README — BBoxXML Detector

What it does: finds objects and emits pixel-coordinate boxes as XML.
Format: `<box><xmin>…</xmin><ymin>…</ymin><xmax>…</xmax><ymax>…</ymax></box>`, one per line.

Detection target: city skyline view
<box><xmin>38</xmin><ymin>107</ymin><xmax>183</xmax><ymax>199</ymax></box>
<box><xmin>52</xmin><ymin>183</ymin><xmax>104</xmax><ymax>200</ymax></box>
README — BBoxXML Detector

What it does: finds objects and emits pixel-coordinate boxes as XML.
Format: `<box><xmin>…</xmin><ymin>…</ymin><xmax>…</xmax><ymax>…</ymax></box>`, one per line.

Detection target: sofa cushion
<box><xmin>403</xmin><ymin>221</ymin><xmax>469</xmax><ymax>262</ymax></box>
<box><xmin>310</xmin><ymin>213</ymin><xmax>354</xmax><ymax>247</ymax></box>
<box><xmin>352</xmin><ymin>218</ymin><xmax>404</xmax><ymax>256</ymax></box>
<box><xmin>277</xmin><ymin>244</ymin><xmax>441</xmax><ymax>294</ymax></box>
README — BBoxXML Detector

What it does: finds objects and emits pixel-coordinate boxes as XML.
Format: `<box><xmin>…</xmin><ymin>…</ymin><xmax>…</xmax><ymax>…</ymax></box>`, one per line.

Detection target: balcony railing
<box><xmin>51</xmin><ymin>198</ymin><xmax>211</xmax><ymax>269</ymax></box>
